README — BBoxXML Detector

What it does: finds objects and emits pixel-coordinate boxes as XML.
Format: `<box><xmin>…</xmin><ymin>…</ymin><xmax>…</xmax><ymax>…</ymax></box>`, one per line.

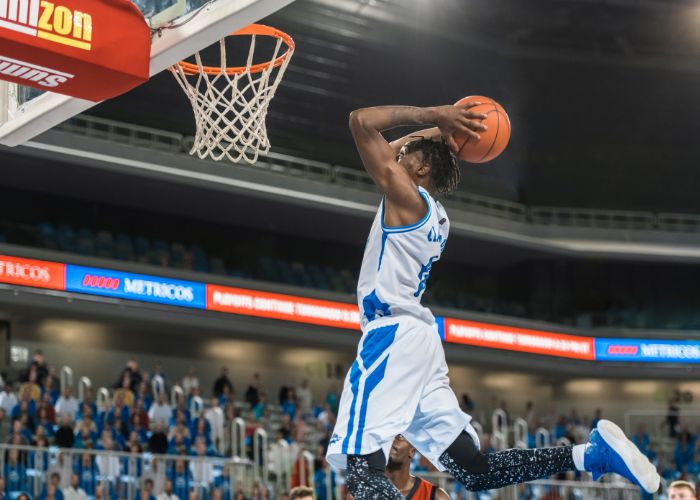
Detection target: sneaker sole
<box><xmin>597</xmin><ymin>419</ymin><xmax>660</xmax><ymax>493</ymax></box>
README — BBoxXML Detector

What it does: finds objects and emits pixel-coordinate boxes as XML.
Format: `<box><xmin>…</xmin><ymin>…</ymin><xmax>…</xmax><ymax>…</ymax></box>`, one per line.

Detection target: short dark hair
<box><xmin>289</xmin><ymin>486</ymin><xmax>314</xmax><ymax>500</ymax></box>
<box><xmin>401</xmin><ymin>137</ymin><xmax>460</xmax><ymax>195</ymax></box>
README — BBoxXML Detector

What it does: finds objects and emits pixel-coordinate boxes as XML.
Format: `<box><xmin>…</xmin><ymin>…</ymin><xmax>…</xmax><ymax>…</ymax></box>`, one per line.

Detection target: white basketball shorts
<box><xmin>326</xmin><ymin>315</ymin><xmax>479</xmax><ymax>471</ymax></box>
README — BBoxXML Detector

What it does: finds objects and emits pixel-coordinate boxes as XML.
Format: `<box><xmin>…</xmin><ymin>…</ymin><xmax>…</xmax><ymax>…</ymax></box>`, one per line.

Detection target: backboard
<box><xmin>0</xmin><ymin>0</ymin><xmax>295</xmax><ymax>147</ymax></box>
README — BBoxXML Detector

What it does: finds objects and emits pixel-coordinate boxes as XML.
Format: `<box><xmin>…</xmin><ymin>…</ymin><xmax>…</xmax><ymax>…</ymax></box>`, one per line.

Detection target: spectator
<box><xmin>74</xmin><ymin>422</ymin><xmax>97</xmax><ymax>450</ymax></box>
<box><xmin>289</xmin><ymin>486</ymin><xmax>315</xmax><ymax>500</ymax></box>
<box><xmin>55</xmin><ymin>387</ymin><xmax>79</xmax><ymax>422</ymax></box>
<box><xmin>132</xmin><ymin>413</ymin><xmax>149</xmax><ymax>443</ymax></box>
<box><xmin>245</xmin><ymin>373</ymin><xmax>261</xmax><ymax>407</ymax></box>
<box><xmin>54</xmin><ymin>414</ymin><xmax>75</xmax><ymax>448</ymax></box>
<box><xmin>213</xmin><ymin>464</ymin><xmax>232</xmax><ymax>498</ymax></box>
<box><xmin>324</xmin><ymin>384</ymin><xmax>338</xmax><ymax>414</ymax></box>
<box><xmin>253</xmin><ymin>391</ymin><xmax>268</xmax><ymax>422</ymax></box>
<box><xmin>675</xmin><ymin>431</ymin><xmax>694</xmax><ymax>472</ymax></box>
<box><xmin>148</xmin><ymin>421</ymin><xmax>168</xmax><ymax>454</ymax></box>
<box><xmin>148</xmin><ymin>394</ymin><xmax>172</xmax><ymax>428</ymax></box>
<box><xmin>169</xmin><ymin>459</ymin><xmax>191</xmax><ymax>499</ymax></box>
<box><xmin>632</xmin><ymin>424</ymin><xmax>650</xmax><ymax>457</ymax></box>
<box><xmin>156</xmin><ymin>480</ymin><xmax>178</xmax><ymax>500</ymax></box>
<box><xmin>42</xmin><ymin>375</ymin><xmax>59</xmax><ymax>405</ymax></box>
<box><xmin>25</xmin><ymin>350</ymin><xmax>49</xmax><ymax>386</ymax></box>
<box><xmin>189</xmin><ymin>440</ymin><xmax>214</xmax><ymax>485</ymax></box>
<box><xmin>0</xmin><ymin>382</ymin><xmax>17</xmax><ymax>414</ymax></box>
<box><xmin>0</xmin><ymin>407</ymin><xmax>9</xmax><ymax>441</ymax></box>
<box><xmin>205</xmin><ymin>398</ymin><xmax>224</xmax><ymax>451</ymax></box>
<box><xmin>151</xmin><ymin>363</ymin><xmax>166</xmax><ymax>396</ymax></box>
<box><xmin>135</xmin><ymin>382</ymin><xmax>153</xmax><ymax>412</ymax></box>
<box><xmin>76</xmin><ymin>454</ymin><xmax>97</xmax><ymax>498</ymax></box>
<box><xmin>4</xmin><ymin>448</ymin><xmax>26</xmax><ymax>492</ymax></box>
<box><xmin>37</xmin><ymin>406</ymin><xmax>55</xmax><ymax>436</ymax></box>
<box><xmin>297</xmin><ymin>379</ymin><xmax>312</xmax><ymax>418</ymax></box>
<box><xmin>667</xmin><ymin>392</ymin><xmax>682</xmax><ymax>438</ymax></box>
<box><xmin>281</xmin><ymin>388</ymin><xmax>297</xmax><ymax>421</ymax></box>
<box><xmin>591</xmin><ymin>408</ymin><xmax>603</xmax><ymax>429</ymax></box>
<box><xmin>190</xmin><ymin>415</ymin><xmax>211</xmax><ymax>448</ymax></box>
<box><xmin>124</xmin><ymin>358</ymin><xmax>143</xmax><ymax>393</ymax></box>
<box><xmin>7</xmin><ymin>419</ymin><xmax>31</xmax><ymax>444</ymax></box>
<box><xmin>43</xmin><ymin>472</ymin><xmax>65</xmax><ymax>500</ymax></box>
<box><xmin>106</xmin><ymin>392</ymin><xmax>130</xmax><ymax>426</ymax></box>
<box><xmin>522</xmin><ymin>401</ymin><xmax>536</xmax><ymax>430</ymax></box>
<box><xmin>137</xmin><ymin>478</ymin><xmax>156</xmax><ymax>500</ymax></box>
<box><xmin>667</xmin><ymin>480</ymin><xmax>696</xmax><ymax>500</ymax></box>
<box><xmin>182</xmin><ymin>366</ymin><xmax>199</xmax><ymax>396</ymax></box>
<box><xmin>461</xmin><ymin>393</ymin><xmax>476</xmax><ymax>413</ymax></box>
<box><xmin>213</xmin><ymin>367</ymin><xmax>233</xmax><ymax>398</ymax></box>
<box><xmin>62</xmin><ymin>473</ymin><xmax>88</xmax><ymax>500</ymax></box>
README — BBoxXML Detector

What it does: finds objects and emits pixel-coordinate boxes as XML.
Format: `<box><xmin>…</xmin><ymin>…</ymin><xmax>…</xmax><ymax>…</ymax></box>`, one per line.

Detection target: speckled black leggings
<box><xmin>347</xmin><ymin>452</ymin><xmax>403</xmax><ymax>499</ymax></box>
<box><xmin>346</xmin><ymin>434</ymin><xmax>576</xmax><ymax>498</ymax></box>
<box><xmin>438</xmin><ymin>431</ymin><xmax>576</xmax><ymax>492</ymax></box>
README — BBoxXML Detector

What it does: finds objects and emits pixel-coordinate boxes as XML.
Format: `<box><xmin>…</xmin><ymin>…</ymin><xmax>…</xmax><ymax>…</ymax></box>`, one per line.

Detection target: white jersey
<box><xmin>357</xmin><ymin>186</ymin><xmax>449</xmax><ymax>328</ymax></box>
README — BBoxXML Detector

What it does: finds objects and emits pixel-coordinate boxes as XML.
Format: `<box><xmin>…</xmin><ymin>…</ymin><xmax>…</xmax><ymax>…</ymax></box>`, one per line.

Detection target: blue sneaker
<box><xmin>584</xmin><ymin>419</ymin><xmax>660</xmax><ymax>493</ymax></box>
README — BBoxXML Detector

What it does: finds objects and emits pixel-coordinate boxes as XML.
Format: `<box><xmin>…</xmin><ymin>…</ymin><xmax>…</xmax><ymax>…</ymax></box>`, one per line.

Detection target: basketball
<box><xmin>453</xmin><ymin>95</ymin><xmax>511</xmax><ymax>164</ymax></box>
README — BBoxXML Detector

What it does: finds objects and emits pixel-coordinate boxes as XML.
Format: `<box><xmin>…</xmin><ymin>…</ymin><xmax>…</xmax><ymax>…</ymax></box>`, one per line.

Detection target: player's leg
<box><xmin>438</xmin><ymin>420</ymin><xmax>660</xmax><ymax>494</ymax></box>
<box><xmin>326</xmin><ymin>318</ymin><xmax>437</xmax><ymax>499</ymax></box>
<box><xmin>403</xmin><ymin>347</ymin><xmax>660</xmax><ymax>494</ymax></box>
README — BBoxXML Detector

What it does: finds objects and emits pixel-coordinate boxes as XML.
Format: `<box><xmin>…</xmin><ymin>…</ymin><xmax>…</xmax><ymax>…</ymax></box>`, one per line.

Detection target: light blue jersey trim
<box><xmin>380</xmin><ymin>189</ymin><xmax>432</xmax><ymax>234</ymax></box>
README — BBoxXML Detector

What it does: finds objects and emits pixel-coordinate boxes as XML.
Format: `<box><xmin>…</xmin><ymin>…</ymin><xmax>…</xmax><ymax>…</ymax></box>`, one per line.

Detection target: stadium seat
<box><xmin>76</xmin><ymin>227</ymin><xmax>96</xmax><ymax>256</ymax></box>
<box><xmin>115</xmin><ymin>233</ymin><xmax>134</xmax><ymax>261</ymax></box>
<box><xmin>36</xmin><ymin>222</ymin><xmax>58</xmax><ymax>250</ymax></box>
<box><xmin>209</xmin><ymin>257</ymin><xmax>226</xmax><ymax>275</ymax></box>
<box><xmin>96</xmin><ymin>230</ymin><xmax>115</xmax><ymax>258</ymax></box>
<box><xmin>152</xmin><ymin>239</ymin><xmax>170</xmax><ymax>266</ymax></box>
<box><xmin>170</xmin><ymin>242</ymin><xmax>188</xmax><ymax>269</ymax></box>
<box><xmin>56</xmin><ymin>224</ymin><xmax>76</xmax><ymax>252</ymax></box>
<box><xmin>191</xmin><ymin>245</ymin><xmax>209</xmax><ymax>272</ymax></box>
<box><xmin>133</xmin><ymin>236</ymin><xmax>151</xmax><ymax>263</ymax></box>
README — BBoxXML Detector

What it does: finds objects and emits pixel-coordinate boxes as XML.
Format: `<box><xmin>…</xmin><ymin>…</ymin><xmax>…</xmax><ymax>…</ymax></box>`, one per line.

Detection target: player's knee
<box><xmin>442</xmin><ymin>431</ymin><xmax>489</xmax><ymax>475</ymax></box>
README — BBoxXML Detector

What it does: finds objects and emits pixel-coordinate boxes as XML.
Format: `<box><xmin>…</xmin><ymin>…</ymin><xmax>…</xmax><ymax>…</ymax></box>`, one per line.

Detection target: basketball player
<box><xmin>387</xmin><ymin>435</ymin><xmax>449</xmax><ymax>500</ymax></box>
<box><xmin>325</xmin><ymin>103</ymin><xmax>661</xmax><ymax>499</ymax></box>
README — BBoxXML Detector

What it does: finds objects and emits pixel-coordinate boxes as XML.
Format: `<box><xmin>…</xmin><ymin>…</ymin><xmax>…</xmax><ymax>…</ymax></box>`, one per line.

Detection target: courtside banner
<box><xmin>0</xmin><ymin>255</ymin><xmax>64</xmax><ymax>290</ymax></box>
<box><xmin>0</xmin><ymin>0</ymin><xmax>149</xmax><ymax>101</ymax></box>
<box><xmin>595</xmin><ymin>338</ymin><xmax>700</xmax><ymax>363</ymax></box>
<box><xmin>443</xmin><ymin>318</ymin><xmax>595</xmax><ymax>360</ymax></box>
<box><xmin>207</xmin><ymin>284</ymin><xmax>361</xmax><ymax>330</ymax></box>
<box><xmin>65</xmin><ymin>265</ymin><xmax>206</xmax><ymax>309</ymax></box>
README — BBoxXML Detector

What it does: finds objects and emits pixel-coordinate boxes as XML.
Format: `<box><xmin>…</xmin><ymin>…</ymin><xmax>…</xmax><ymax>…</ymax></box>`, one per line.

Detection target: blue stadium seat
<box><xmin>95</xmin><ymin>230</ymin><xmax>115</xmax><ymax>258</ymax></box>
<box><xmin>152</xmin><ymin>239</ymin><xmax>170</xmax><ymax>266</ymax></box>
<box><xmin>76</xmin><ymin>227</ymin><xmax>96</xmax><ymax>255</ymax></box>
<box><xmin>56</xmin><ymin>224</ymin><xmax>76</xmax><ymax>252</ymax></box>
<box><xmin>209</xmin><ymin>257</ymin><xmax>226</xmax><ymax>275</ymax></box>
<box><xmin>133</xmin><ymin>236</ymin><xmax>151</xmax><ymax>263</ymax></box>
<box><xmin>170</xmin><ymin>242</ymin><xmax>188</xmax><ymax>269</ymax></box>
<box><xmin>191</xmin><ymin>245</ymin><xmax>209</xmax><ymax>272</ymax></box>
<box><xmin>36</xmin><ymin>221</ymin><xmax>58</xmax><ymax>250</ymax></box>
<box><xmin>115</xmin><ymin>233</ymin><xmax>134</xmax><ymax>261</ymax></box>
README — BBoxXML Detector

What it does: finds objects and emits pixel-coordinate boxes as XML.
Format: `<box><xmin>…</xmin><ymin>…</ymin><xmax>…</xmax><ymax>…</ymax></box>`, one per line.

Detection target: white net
<box><xmin>170</xmin><ymin>25</ymin><xmax>294</xmax><ymax>164</ymax></box>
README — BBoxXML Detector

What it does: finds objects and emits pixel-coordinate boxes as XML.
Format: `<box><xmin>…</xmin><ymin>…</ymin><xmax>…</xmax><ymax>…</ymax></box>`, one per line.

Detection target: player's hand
<box><xmin>435</xmin><ymin>104</ymin><xmax>488</xmax><ymax>153</ymax></box>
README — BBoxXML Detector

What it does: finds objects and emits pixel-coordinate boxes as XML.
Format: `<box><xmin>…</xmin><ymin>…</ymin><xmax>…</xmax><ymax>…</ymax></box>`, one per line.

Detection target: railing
<box><xmin>54</xmin><ymin>115</ymin><xmax>700</xmax><ymax>234</ymax></box>
<box><xmin>0</xmin><ymin>443</ymin><xmax>256</xmax><ymax>499</ymax></box>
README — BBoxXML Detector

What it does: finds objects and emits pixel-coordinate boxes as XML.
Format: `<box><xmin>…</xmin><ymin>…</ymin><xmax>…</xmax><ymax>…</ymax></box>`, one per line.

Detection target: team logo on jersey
<box><xmin>0</xmin><ymin>0</ymin><xmax>93</xmax><ymax>50</ymax></box>
<box><xmin>329</xmin><ymin>433</ymin><xmax>341</xmax><ymax>445</ymax></box>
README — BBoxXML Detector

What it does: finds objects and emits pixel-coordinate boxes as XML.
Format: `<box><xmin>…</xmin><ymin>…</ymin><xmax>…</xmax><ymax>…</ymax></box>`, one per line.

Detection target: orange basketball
<box><xmin>452</xmin><ymin>95</ymin><xmax>511</xmax><ymax>164</ymax></box>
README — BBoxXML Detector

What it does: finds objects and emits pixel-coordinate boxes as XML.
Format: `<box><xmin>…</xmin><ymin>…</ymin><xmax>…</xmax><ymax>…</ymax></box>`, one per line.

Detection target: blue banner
<box><xmin>595</xmin><ymin>338</ymin><xmax>700</xmax><ymax>363</ymax></box>
<box><xmin>65</xmin><ymin>265</ymin><xmax>206</xmax><ymax>309</ymax></box>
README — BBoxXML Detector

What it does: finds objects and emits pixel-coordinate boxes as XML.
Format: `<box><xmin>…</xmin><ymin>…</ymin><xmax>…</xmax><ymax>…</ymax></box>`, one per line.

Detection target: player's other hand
<box><xmin>435</xmin><ymin>104</ymin><xmax>488</xmax><ymax>153</ymax></box>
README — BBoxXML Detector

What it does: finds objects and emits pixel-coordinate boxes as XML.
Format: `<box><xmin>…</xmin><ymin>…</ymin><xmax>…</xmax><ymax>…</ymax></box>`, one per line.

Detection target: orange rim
<box><xmin>176</xmin><ymin>24</ymin><xmax>294</xmax><ymax>76</ymax></box>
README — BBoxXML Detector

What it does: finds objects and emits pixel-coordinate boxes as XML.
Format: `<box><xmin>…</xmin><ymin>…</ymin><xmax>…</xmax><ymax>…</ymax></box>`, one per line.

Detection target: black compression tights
<box><xmin>346</xmin><ymin>433</ymin><xmax>576</xmax><ymax>498</ymax></box>
<box><xmin>438</xmin><ymin>431</ymin><xmax>576</xmax><ymax>491</ymax></box>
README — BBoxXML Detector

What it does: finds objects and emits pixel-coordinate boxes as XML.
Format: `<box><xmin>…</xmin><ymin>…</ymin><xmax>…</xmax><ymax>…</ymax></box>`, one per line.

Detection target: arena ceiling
<box><xmin>86</xmin><ymin>0</ymin><xmax>700</xmax><ymax>213</ymax></box>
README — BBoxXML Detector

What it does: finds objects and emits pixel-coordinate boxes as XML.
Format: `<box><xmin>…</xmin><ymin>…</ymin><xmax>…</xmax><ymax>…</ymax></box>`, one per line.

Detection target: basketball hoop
<box><xmin>171</xmin><ymin>24</ymin><xmax>294</xmax><ymax>164</ymax></box>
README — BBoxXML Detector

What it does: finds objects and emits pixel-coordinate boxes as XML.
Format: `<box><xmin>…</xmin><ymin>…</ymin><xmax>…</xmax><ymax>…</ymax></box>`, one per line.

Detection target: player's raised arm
<box><xmin>348</xmin><ymin>105</ymin><xmax>486</xmax><ymax>225</ymax></box>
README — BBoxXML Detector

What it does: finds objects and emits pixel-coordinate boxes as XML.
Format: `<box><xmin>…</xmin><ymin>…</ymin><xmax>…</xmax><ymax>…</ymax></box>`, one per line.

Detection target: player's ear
<box><xmin>409</xmin><ymin>447</ymin><xmax>416</xmax><ymax>459</ymax></box>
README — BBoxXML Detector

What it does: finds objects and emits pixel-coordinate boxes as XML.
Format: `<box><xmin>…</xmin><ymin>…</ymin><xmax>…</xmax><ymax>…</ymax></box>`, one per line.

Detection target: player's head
<box><xmin>387</xmin><ymin>434</ymin><xmax>416</xmax><ymax>470</ymax></box>
<box><xmin>668</xmin><ymin>481</ymin><xmax>696</xmax><ymax>500</ymax></box>
<box><xmin>397</xmin><ymin>138</ymin><xmax>460</xmax><ymax>195</ymax></box>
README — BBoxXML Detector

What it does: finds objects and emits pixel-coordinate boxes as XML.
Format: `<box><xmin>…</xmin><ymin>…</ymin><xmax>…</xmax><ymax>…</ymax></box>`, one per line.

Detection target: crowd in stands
<box><xmin>0</xmin><ymin>350</ymin><xmax>344</xmax><ymax>499</ymax></box>
<box><xmin>0</xmin><ymin>350</ymin><xmax>697</xmax><ymax>498</ymax></box>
